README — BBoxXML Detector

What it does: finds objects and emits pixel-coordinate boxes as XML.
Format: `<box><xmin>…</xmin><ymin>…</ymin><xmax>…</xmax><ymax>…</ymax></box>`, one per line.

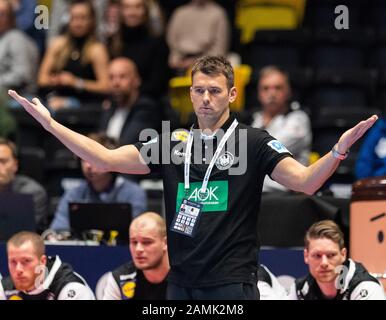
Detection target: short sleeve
<box><xmin>253</xmin><ymin>129</ymin><xmax>293</xmax><ymax>177</ymax></box>
<box><xmin>134</xmin><ymin>133</ymin><xmax>163</xmax><ymax>174</ymax></box>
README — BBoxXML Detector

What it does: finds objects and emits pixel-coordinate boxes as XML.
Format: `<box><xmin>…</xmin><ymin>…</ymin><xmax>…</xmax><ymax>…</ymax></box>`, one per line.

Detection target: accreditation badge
<box><xmin>171</xmin><ymin>199</ymin><xmax>203</xmax><ymax>237</ymax></box>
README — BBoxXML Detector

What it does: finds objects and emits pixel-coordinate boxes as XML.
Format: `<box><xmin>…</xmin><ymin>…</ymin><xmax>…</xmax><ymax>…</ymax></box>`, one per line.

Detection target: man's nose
<box><xmin>15</xmin><ymin>263</ymin><xmax>23</xmax><ymax>272</ymax></box>
<box><xmin>321</xmin><ymin>255</ymin><xmax>329</xmax><ymax>266</ymax></box>
<box><xmin>203</xmin><ymin>90</ymin><xmax>210</xmax><ymax>102</ymax></box>
<box><xmin>135</xmin><ymin>243</ymin><xmax>144</xmax><ymax>252</ymax></box>
<box><xmin>268</xmin><ymin>89</ymin><xmax>277</xmax><ymax>97</ymax></box>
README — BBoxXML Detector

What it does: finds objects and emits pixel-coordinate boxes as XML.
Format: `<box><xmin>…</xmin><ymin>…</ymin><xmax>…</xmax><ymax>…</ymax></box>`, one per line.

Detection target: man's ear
<box><xmin>40</xmin><ymin>255</ymin><xmax>47</xmax><ymax>266</ymax></box>
<box><xmin>135</xmin><ymin>75</ymin><xmax>142</xmax><ymax>89</ymax></box>
<box><xmin>12</xmin><ymin>158</ymin><xmax>19</xmax><ymax>174</ymax></box>
<box><xmin>229</xmin><ymin>87</ymin><xmax>237</xmax><ymax>104</ymax></box>
<box><xmin>304</xmin><ymin>249</ymin><xmax>309</xmax><ymax>264</ymax></box>
<box><xmin>341</xmin><ymin>247</ymin><xmax>347</xmax><ymax>261</ymax></box>
<box><xmin>190</xmin><ymin>86</ymin><xmax>194</xmax><ymax>103</ymax></box>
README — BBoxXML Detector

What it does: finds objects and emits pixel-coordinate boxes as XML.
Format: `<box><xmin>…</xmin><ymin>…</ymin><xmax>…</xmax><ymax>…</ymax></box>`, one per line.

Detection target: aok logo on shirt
<box><xmin>176</xmin><ymin>181</ymin><xmax>228</xmax><ymax>212</ymax></box>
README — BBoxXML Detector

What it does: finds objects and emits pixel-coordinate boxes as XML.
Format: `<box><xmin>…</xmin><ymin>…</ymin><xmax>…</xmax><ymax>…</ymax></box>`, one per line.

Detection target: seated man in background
<box><xmin>355</xmin><ymin>116</ymin><xmax>386</xmax><ymax>180</ymax></box>
<box><xmin>257</xmin><ymin>264</ymin><xmax>288</xmax><ymax>300</ymax></box>
<box><xmin>97</xmin><ymin>212</ymin><xmax>169</xmax><ymax>300</ymax></box>
<box><xmin>288</xmin><ymin>220</ymin><xmax>385</xmax><ymax>300</ymax></box>
<box><xmin>0</xmin><ymin>231</ymin><xmax>95</xmax><ymax>300</ymax></box>
<box><xmin>0</xmin><ymin>138</ymin><xmax>48</xmax><ymax>232</ymax></box>
<box><xmin>99</xmin><ymin>57</ymin><xmax>160</xmax><ymax>146</ymax></box>
<box><xmin>251</xmin><ymin>66</ymin><xmax>312</xmax><ymax>192</ymax></box>
<box><xmin>49</xmin><ymin>133</ymin><xmax>147</xmax><ymax>232</ymax></box>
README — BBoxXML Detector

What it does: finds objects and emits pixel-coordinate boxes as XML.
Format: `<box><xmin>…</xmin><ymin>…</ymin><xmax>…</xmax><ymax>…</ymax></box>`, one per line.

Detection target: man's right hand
<box><xmin>8</xmin><ymin>90</ymin><xmax>52</xmax><ymax>131</ymax></box>
<box><xmin>8</xmin><ymin>91</ymin><xmax>150</xmax><ymax>176</ymax></box>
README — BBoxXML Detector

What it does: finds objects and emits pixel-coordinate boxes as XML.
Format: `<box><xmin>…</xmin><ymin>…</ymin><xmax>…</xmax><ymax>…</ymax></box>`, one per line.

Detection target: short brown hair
<box><xmin>258</xmin><ymin>65</ymin><xmax>290</xmax><ymax>88</ymax></box>
<box><xmin>7</xmin><ymin>231</ymin><xmax>45</xmax><ymax>258</ymax></box>
<box><xmin>191</xmin><ymin>55</ymin><xmax>234</xmax><ymax>90</ymax></box>
<box><xmin>305</xmin><ymin>220</ymin><xmax>345</xmax><ymax>250</ymax></box>
<box><xmin>0</xmin><ymin>137</ymin><xmax>18</xmax><ymax>159</ymax></box>
<box><xmin>88</xmin><ymin>133</ymin><xmax>118</xmax><ymax>149</ymax></box>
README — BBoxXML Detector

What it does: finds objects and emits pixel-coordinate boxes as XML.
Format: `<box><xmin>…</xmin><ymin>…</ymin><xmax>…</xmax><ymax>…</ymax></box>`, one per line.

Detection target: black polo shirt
<box><xmin>134</xmin><ymin>114</ymin><xmax>292</xmax><ymax>287</ymax></box>
<box><xmin>112</xmin><ymin>262</ymin><xmax>167</xmax><ymax>300</ymax></box>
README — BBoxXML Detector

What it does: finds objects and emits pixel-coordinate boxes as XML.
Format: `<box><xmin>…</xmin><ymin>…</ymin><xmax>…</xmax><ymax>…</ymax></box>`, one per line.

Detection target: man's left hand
<box><xmin>336</xmin><ymin>115</ymin><xmax>378</xmax><ymax>153</ymax></box>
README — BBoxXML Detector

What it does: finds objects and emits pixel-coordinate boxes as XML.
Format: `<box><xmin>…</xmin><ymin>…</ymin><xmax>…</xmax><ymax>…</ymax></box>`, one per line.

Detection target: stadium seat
<box><xmin>305</xmin><ymin>69</ymin><xmax>377</xmax><ymax>115</ymax></box>
<box><xmin>18</xmin><ymin>146</ymin><xmax>46</xmax><ymax>184</ymax></box>
<box><xmin>168</xmin><ymin>76</ymin><xmax>193</xmax><ymax>126</ymax></box>
<box><xmin>368</xmin><ymin>29</ymin><xmax>386</xmax><ymax>69</ymax></box>
<box><xmin>242</xmin><ymin>29</ymin><xmax>309</xmax><ymax>71</ymax></box>
<box><xmin>306</xmin><ymin>30</ymin><xmax>373</xmax><ymax>69</ymax></box>
<box><xmin>236</xmin><ymin>3</ymin><xmax>299</xmax><ymax>44</ymax></box>
<box><xmin>239</xmin><ymin>0</ymin><xmax>306</xmax><ymax>22</ymax></box>
<box><xmin>368</xmin><ymin>0</ymin><xmax>386</xmax><ymax>29</ymax></box>
<box><xmin>374</xmin><ymin>70</ymin><xmax>386</xmax><ymax>113</ymax></box>
<box><xmin>258</xmin><ymin>193</ymin><xmax>344</xmax><ymax>247</ymax></box>
<box><xmin>38</xmin><ymin>0</ymin><xmax>52</xmax><ymax>10</ymax></box>
<box><xmin>303</xmin><ymin>0</ymin><xmax>363</xmax><ymax>30</ymax></box>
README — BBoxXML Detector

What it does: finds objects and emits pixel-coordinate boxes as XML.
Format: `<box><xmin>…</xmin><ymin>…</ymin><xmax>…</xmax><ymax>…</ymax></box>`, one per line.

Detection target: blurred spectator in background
<box><xmin>166</xmin><ymin>0</ymin><xmax>230</xmax><ymax>74</ymax></box>
<box><xmin>257</xmin><ymin>264</ymin><xmax>289</xmax><ymax>300</ymax></box>
<box><xmin>100</xmin><ymin>0</ymin><xmax>120</xmax><ymax>41</ymax></box>
<box><xmin>100</xmin><ymin>57</ymin><xmax>160</xmax><ymax>146</ymax></box>
<box><xmin>0</xmin><ymin>138</ymin><xmax>49</xmax><ymax>232</ymax></box>
<box><xmin>97</xmin><ymin>212</ymin><xmax>169</xmax><ymax>300</ymax></box>
<box><xmin>251</xmin><ymin>66</ymin><xmax>312</xmax><ymax>192</ymax></box>
<box><xmin>0</xmin><ymin>0</ymin><xmax>39</xmax><ymax>97</ymax></box>
<box><xmin>49</xmin><ymin>133</ymin><xmax>146</xmax><ymax>232</ymax></box>
<box><xmin>101</xmin><ymin>0</ymin><xmax>164</xmax><ymax>42</ymax></box>
<box><xmin>355</xmin><ymin>117</ymin><xmax>386</xmax><ymax>180</ymax></box>
<box><xmin>108</xmin><ymin>0</ymin><xmax>169</xmax><ymax>98</ymax></box>
<box><xmin>11</xmin><ymin>0</ymin><xmax>35</xmax><ymax>32</ymax></box>
<box><xmin>48</xmin><ymin>0</ymin><xmax>107</xmax><ymax>43</ymax></box>
<box><xmin>11</xmin><ymin>0</ymin><xmax>46</xmax><ymax>54</ymax></box>
<box><xmin>38</xmin><ymin>0</ymin><xmax>109</xmax><ymax>111</ymax></box>
<box><xmin>146</xmin><ymin>0</ymin><xmax>165</xmax><ymax>37</ymax></box>
<box><xmin>288</xmin><ymin>220</ymin><xmax>385</xmax><ymax>300</ymax></box>
<box><xmin>0</xmin><ymin>97</ymin><xmax>18</xmax><ymax>141</ymax></box>
<box><xmin>0</xmin><ymin>231</ymin><xmax>95</xmax><ymax>300</ymax></box>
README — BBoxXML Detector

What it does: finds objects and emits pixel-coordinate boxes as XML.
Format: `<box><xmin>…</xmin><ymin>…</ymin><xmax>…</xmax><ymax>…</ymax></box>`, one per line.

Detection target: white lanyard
<box><xmin>184</xmin><ymin>119</ymin><xmax>238</xmax><ymax>194</ymax></box>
